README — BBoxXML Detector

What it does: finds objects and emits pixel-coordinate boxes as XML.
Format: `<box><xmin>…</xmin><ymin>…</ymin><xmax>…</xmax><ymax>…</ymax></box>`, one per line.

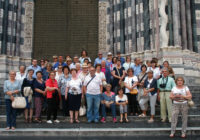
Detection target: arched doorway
<box><xmin>33</xmin><ymin>0</ymin><xmax>98</xmax><ymax>61</ymax></box>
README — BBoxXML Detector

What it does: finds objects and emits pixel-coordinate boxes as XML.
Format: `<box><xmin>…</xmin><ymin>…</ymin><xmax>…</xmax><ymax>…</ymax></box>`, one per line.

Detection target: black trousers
<box><xmin>61</xmin><ymin>95</ymin><xmax>69</xmax><ymax>116</ymax></box>
<box><xmin>127</xmin><ymin>93</ymin><xmax>139</xmax><ymax>115</ymax></box>
<box><xmin>47</xmin><ymin>98</ymin><xmax>58</xmax><ymax>120</ymax></box>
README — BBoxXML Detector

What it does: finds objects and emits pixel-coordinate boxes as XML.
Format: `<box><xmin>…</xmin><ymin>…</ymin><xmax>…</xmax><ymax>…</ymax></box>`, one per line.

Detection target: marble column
<box><xmin>120</xmin><ymin>0</ymin><xmax>125</xmax><ymax>53</ymax></box>
<box><xmin>143</xmin><ymin>0</ymin><xmax>150</xmax><ymax>50</ymax></box>
<box><xmin>149</xmin><ymin>0</ymin><xmax>155</xmax><ymax>50</ymax></box>
<box><xmin>154</xmin><ymin>0</ymin><xmax>160</xmax><ymax>56</ymax></box>
<box><xmin>172</xmin><ymin>0</ymin><xmax>181</xmax><ymax>47</ymax></box>
<box><xmin>125</xmin><ymin>0</ymin><xmax>129</xmax><ymax>53</ymax></box>
<box><xmin>131</xmin><ymin>0</ymin><xmax>137</xmax><ymax>52</ymax></box>
<box><xmin>185</xmin><ymin>0</ymin><xmax>193</xmax><ymax>51</ymax></box>
<box><xmin>168</xmin><ymin>0</ymin><xmax>173</xmax><ymax>46</ymax></box>
<box><xmin>113</xmin><ymin>0</ymin><xmax>118</xmax><ymax>54</ymax></box>
<box><xmin>109</xmin><ymin>0</ymin><xmax>114</xmax><ymax>53</ymax></box>
<box><xmin>180</xmin><ymin>0</ymin><xmax>187</xmax><ymax>50</ymax></box>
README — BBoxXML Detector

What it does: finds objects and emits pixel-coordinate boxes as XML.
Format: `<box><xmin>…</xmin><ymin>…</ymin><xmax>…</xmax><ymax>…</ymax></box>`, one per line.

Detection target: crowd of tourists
<box><xmin>4</xmin><ymin>50</ymin><xmax>193</xmax><ymax>138</ymax></box>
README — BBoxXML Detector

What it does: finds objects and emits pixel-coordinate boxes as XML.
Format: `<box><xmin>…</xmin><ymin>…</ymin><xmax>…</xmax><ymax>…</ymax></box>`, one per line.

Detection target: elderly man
<box><xmin>94</xmin><ymin>52</ymin><xmax>106</xmax><ymax>66</ymax></box>
<box><xmin>27</xmin><ymin>59</ymin><xmax>41</xmax><ymax>78</ymax></box>
<box><xmin>83</xmin><ymin>66</ymin><xmax>103</xmax><ymax>123</ymax></box>
<box><xmin>132</xmin><ymin>57</ymin><xmax>141</xmax><ymax>76</ymax></box>
<box><xmin>157</xmin><ymin>67</ymin><xmax>176</xmax><ymax>123</ymax></box>
<box><xmin>53</xmin><ymin>55</ymin><xmax>67</xmax><ymax>70</ymax></box>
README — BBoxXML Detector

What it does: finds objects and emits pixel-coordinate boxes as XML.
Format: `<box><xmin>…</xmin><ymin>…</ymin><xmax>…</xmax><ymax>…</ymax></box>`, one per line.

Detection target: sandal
<box><xmin>29</xmin><ymin>118</ymin><xmax>32</xmax><ymax>123</ymax></box>
<box><xmin>139</xmin><ymin>113</ymin><xmax>146</xmax><ymax>117</ymax></box>
<box><xmin>125</xmin><ymin>118</ymin><xmax>129</xmax><ymax>123</ymax></box>
<box><xmin>11</xmin><ymin>127</ymin><xmax>15</xmax><ymax>130</ymax></box>
<box><xmin>34</xmin><ymin>118</ymin><xmax>42</xmax><ymax>123</ymax></box>
<box><xmin>5</xmin><ymin>127</ymin><xmax>10</xmax><ymax>130</ymax></box>
<box><xmin>120</xmin><ymin>119</ymin><xmax>123</xmax><ymax>123</ymax></box>
<box><xmin>25</xmin><ymin>119</ymin><xmax>28</xmax><ymax>123</ymax></box>
<box><xmin>75</xmin><ymin>119</ymin><xmax>80</xmax><ymax>123</ymax></box>
<box><xmin>70</xmin><ymin>118</ymin><xmax>74</xmax><ymax>124</ymax></box>
<box><xmin>169</xmin><ymin>133</ymin><xmax>175</xmax><ymax>138</ymax></box>
<box><xmin>181</xmin><ymin>134</ymin><xmax>186</xmax><ymax>138</ymax></box>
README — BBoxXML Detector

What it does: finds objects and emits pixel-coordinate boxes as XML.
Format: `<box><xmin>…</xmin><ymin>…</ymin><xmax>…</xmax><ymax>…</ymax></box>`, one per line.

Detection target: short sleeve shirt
<box><xmin>115</xmin><ymin>94</ymin><xmax>128</xmax><ymax>103</ymax></box>
<box><xmin>124</xmin><ymin>76</ymin><xmax>138</xmax><ymax>93</ymax></box>
<box><xmin>171</xmin><ymin>86</ymin><xmax>189</xmax><ymax>104</ymax></box>
<box><xmin>67</xmin><ymin>78</ymin><xmax>82</xmax><ymax>95</ymax></box>
<box><xmin>45</xmin><ymin>79</ymin><xmax>58</xmax><ymax>99</ymax></box>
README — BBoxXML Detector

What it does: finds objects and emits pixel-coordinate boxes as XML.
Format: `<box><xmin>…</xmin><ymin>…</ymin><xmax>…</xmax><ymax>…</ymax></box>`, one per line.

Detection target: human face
<box><xmin>57</xmin><ymin>66</ymin><xmax>63</xmax><ymax>72</ymax></box>
<box><xmin>58</xmin><ymin>56</ymin><xmax>63</xmax><ymax>63</ymax></box>
<box><xmin>53</xmin><ymin>57</ymin><xmax>58</xmax><ymax>62</ymax></box>
<box><xmin>63</xmin><ymin>68</ymin><xmax>69</xmax><ymax>75</ymax></box>
<box><xmin>71</xmin><ymin>70</ymin><xmax>77</xmax><ymax>77</ymax></box>
<box><xmin>36</xmin><ymin>73</ymin><xmax>42</xmax><ymax>79</ymax></box>
<box><xmin>126</xmin><ymin>56</ymin><xmax>131</xmax><ymax>62</ymax></box>
<box><xmin>151</xmin><ymin>62</ymin><xmax>156</xmax><ymax>68</ymax></box>
<box><xmin>90</xmin><ymin>67</ymin><xmax>96</xmax><ymax>76</ymax></box>
<box><xmin>47</xmin><ymin>65</ymin><xmax>52</xmax><ymax>71</ymax></box>
<box><xmin>98</xmin><ymin>54</ymin><xmax>103</xmax><ymax>59</ymax></box>
<box><xmin>117</xmin><ymin>60</ymin><xmax>121</xmax><ymax>66</ymax></box>
<box><xmin>50</xmin><ymin>72</ymin><xmax>55</xmax><ymax>80</ymax></box>
<box><xmin>76</xmin><ymin>64</ymin><xmax>81</xmax><ymax>71</ymax></box>
<box><xmin>28</xmin><ymin>70</ymin><xmax>34</xmax><ymax>77</ymax></box>
<box><xmin>101</xmin><ymin>61</ymin><xmax>106</xmax><ymax>67</ymax></box>
<box><xmin>177</xmin><ymin>78</ymin><xmax>184</xmax><ymax>86</ymax></box>
<box><xmin>96</xmin><ymin>66</ymin><xmax>101</xmax><ymax>72</ymax></box>
<box><xmin>40</xmin><ymin>60</ymin><xmax>44</xmax><ymax>65</ymax></box>
<box><xmin>19</xmin><ymin>66</ymin><xmax>25</xmax><ymax>73</ymax></box>
<box><xmin>135</xmin><ymin>58</ymin><xmax>140</xmax><ymax>65</ymax></box>
<box><xmin>118</xmin><ymin>89</ymin><xmax>123</xmax><ymax>95</ymax></box>
<box><xmin>82</xmin><ymin>51</ymin><xmax>87</xmax><ymax>57</ymax></box>
<box><xmin>148</xmin><ymin>72</ymin><xmax>153</xmax><ymax>79</ymax></box>
<box><xmin>82</xmin><ymin>67</ymin><xmax>88</xmax><ymax>73</ymax></box>
<box><xmin>106</xmin><ymin>86</ymin><xmax>111</xmax><ymax>92</ymax></box>
<box><xmin>128</xmin><ymin>70</ymin><xmax>133</xmax><ymax>76</ymax></box>
<box><xmin>32</xmin><ymin>60</ymin><xmax>37</xmax><ymax>66</ymax></box>
<box><xmin>142</xmin><ymin>66</ymin><xmax>147</xmax><ymax>72</ymax></box>
<box><xmin>163</xmin><ymin>70</ymin><xmax>169</xmax><ymax>77</ymax></box>
<box><xmin>9</xmin><ymin>72</ymin><xmax>16</xmax><ymax>80</ymax></box>
<box><xmin>163</xmin><ymin>62</ymin><xmax>169</xmax><ymax>68</ymax></box>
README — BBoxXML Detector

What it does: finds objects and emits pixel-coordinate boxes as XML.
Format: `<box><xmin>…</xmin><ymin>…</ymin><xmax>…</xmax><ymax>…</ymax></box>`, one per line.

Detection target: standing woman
<box><xmin>150</xmin><ymin>60</ymin><xmax>161</xmax><ymax>80</ymax></box>
<box><xmin>42</xmin><ymin>63</ymin><xmax>52</xmax><ymax>81</ymax></box>
<box><xmin>112</xmin><ymin>59</ymin><xmax>126</xmax><ymax>93</ymax></box>
<box><xmin>21</xmin><ymin>69</ymin><xmax>35</xmax><ymax>123</ymax></box>
<box><xmin>169</xmin><ymin>77</ymin><xmax>192</xmax><ymax>138</ymax></box>
<box><xmin>79</xmin><ymin>50</ymin><xmax>91</xmax><ymax>64</ymax></box>
<box><xmin>4</xmin><ymin>71</ymin><xmax>21</xmax><ymax>130</ymax></box>
<box><xmin>163</xmin><ymin>61</ymin><xmax>175</xmax><ymax>79</ymax></box>
<box><xmin>65</xmin><ymin>68</ymin><xmax>83</xmax><ymax>123</ymax></box>
<box><xmin>124</xmin><ymin>68</ymin><xmax>139</xmax><ymax>116</ymax></box>
<box><xmin>123</xmin><ymin>55</ymin><xmax>135</xmax><ymax>72</ymax></box>
<box><xmin>58</xmin><ymin>66</ymin><xmax>71</xmax><ymax>116</ymax></box>
<box><xmin>137</xmin><ymin>64</ymin><xmax>148</xmax><ymax>102</ymax></box>
<box><xmin>46</xmin><ymin>71</ymin><xmax>60</xmax><ymax>124</ymax></box>
<box><xmin>33</xmin><ymin>71</ymin><xmax>46</xmax><ymax>123</ymax></box>
<box><xmin>55</xmin><ymin>65</ymin><xmax>63</xmax><ymax>82</ymax></box>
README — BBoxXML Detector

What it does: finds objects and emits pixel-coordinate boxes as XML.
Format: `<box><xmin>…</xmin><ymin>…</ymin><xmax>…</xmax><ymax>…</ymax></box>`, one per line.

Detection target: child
<box><xmin>101</xmin><ymin>84</ymin><xmax>117</xmax><ymax>123</ymax></box>
<box><xmin>115</xmin><ymin>87</ymin><xmax>129</xmax><ymax>123</ymax></box>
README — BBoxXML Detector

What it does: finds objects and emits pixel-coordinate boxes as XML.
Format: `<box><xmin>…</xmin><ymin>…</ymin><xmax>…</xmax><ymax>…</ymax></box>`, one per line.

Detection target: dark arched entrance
<box><xmin>33</xmin><ymin>0</ymin><xmax>98</xmax><ymax>61</ymax></box>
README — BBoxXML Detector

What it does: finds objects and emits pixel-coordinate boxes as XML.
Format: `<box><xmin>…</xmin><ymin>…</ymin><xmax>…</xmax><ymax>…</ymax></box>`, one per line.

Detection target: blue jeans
<box><xmin>101</xmin><ymin>103</ymin><xmax>116</xmax><ymax>118</ymax></box>
<box><xmin>5</xmin><ymin>99</ymin><xmax>16</xmax><ymax>127</ymax></box>
<box><xmin>86</xmin><ymin>93</ymin><xmax>101</xmax><ymax>122</ymax></box>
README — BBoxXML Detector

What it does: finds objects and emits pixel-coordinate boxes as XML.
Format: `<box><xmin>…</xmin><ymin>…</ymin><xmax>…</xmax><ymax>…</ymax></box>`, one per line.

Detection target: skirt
<box><xmin>68</xmin><ymin>94</ymin><xmax>82</xmax><ymax>111</ymax></box>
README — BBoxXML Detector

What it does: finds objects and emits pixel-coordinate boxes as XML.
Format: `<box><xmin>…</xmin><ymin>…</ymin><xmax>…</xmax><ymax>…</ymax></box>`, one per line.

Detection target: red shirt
<box><xmin>45</xmin><ymin>79</ymin><xmax>58</xmax><ymax>99</ymax></box>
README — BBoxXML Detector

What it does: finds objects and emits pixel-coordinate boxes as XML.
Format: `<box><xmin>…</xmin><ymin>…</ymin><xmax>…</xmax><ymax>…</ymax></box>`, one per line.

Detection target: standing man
<box><xmin>132</xmin><ymin>58</ymin><xmax>141</xmax><ymax>76</ymax></box>
<box><xmin>116</xmin><ymin>51</ymin><xmax>125</xmax><ymax>65</ymax></box>
<box><xmin>27</xmin><ymin>59</ymin><xmax>41</xmax><ymax>78</ymax></box>
<box><xmin>53</xmin><ymin>55</ymin><xmax>67</xmax><ymax>70</ymax></box>
<box><xmin>94</xmin><ymin>52</ymin><xmax>106</xmax><ymax>66</ymax></box>
<box><xmin>83</xmin><ymin>67</ymin><xmax>103</xmax><ymax>123</ymax></box>
<box><xmin>157</xmin><ymin>67</ymin><xmax>176</xmax><ymax>123</ymax></box>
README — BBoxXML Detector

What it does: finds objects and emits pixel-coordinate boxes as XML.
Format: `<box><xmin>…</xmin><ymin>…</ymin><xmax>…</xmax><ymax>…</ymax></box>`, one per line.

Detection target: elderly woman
<box><xmin>33</xmin><ymin>71</ymin><xmax>46</xmax><ymax>123</ymax></box>
<box><xmin>15</xmin><ymin>65</ymin><xmax>26</xmax><ymax>85</ymax></box>
<box><xmin>169</xmin><ymin>77</ymin><xmax>192</xmax><ymax>138</ymax></box>
<box><xmin>100</xmin><ymin>84</ymin><xmax>116</xmax><ymax>123</ymax></box>
<box><xmin>124</xmin><ymin>68</ymin><xmax>139</xmax><ymax>116</ymax></box>
<box><xmin>95</xmin><ymin>64</ymin><xmax>106</xmax><ymax>86</ymax></box>
<box><xmin>55</xmin><ymin>65</ymin><xmax>63</xmax><ymax>82</ymax></box>
<box><xmin>65</xmin><ymin>68</ymin><xmax>83</xmax><ymax>123</ymax></box>
<box><xmin>46</xmin><ymin>71</ymin><xmax>60</xmax><ymax>124</ymax></box>
<box><xmin>139</xmin><ymin>70</ymin><xmax>157</xmax><ymax>123</ymax></box>
<box><xmin>58</xmin><ymin>66</ymin><xmax>71</xmax><ymax>116</ymax></box>
<box><xmin>4</xmin><ymin>71</ymin><xmax>21</xmax><ymax>130</ymax></box>
<box><xmin>78</xmin><ymin>63</ymin><xmax>89</xmax><ymax>83</ymax></box>
<box><xmin>76</xmin><ymin>63</ymin><xmax>82</xmax><ymax>76</ymax></box>
<box><xmin>101</xmin><ymin>60</ymin><xmax>112</xmax><ymax>84</ymax></box>
<box><xmin>42</xmin><ymin>63</ymin><xmax>52</xmax><ymax>81</ymax></box>
<box><xmin>21</xmin><ymin>69</ymin><xmax>35</xmax><ymax>123</ymax></box>
<box><xmin>79</xmin><ymin>50</ymin><xmax>91</xmax><ymax>64</ymax></box>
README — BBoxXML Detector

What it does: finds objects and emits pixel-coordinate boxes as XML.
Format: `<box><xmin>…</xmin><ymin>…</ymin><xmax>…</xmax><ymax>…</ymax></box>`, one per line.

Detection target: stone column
<box><xmin>131</xmin><ymin>0</ymin><xmax>137</xmax><ymax>52</ymax></box>
<box><xmin>154</xmin><ymin>0</ymin><xmax>160</xmax><ymax>56</ymax></box>
<box><xmin>172</xmin><ymin>0</ymin><xmax>181</xmax><ymax>47</ymax></box>
<box><xmin>108</xmin><ymin>0</ymin><xmax>114</xmax><ymax>53</ymax></box>
<box><xmin>20</xmin><ymin>0</ymin><xmax>34</xmax><ymax>59</ymax></box>
<box><xmin>191</xmin><ymin>0</ymin><xmax>198</xmax><ymax>52</ymax></box>
<box><xmin>143</xmin><ymin>0</ymin><xmax>150</xmax><ymax>50</ymax></box>
<box><xmin>180</xmin><ymin>0</ymin><xmax>187</xmax><ymax>50</ymax></box>
<box><xmin>185</xmin><ymin>0</ymin><xmax>193</xmax><ymax>51</ymax></box>
<box><xmin>125</xmin><ymin>0</ymin><xmax>129</xmax><ymax>54</ymax></box>
<box><xmin>120</xmin><ymin>0</ymin><xmax>125</xmax><ymax>53</ymax></box>
<box><xmin>168</xmin><ymin>0</ymin><xmax>173</xmax><ymax>46</ymax></box>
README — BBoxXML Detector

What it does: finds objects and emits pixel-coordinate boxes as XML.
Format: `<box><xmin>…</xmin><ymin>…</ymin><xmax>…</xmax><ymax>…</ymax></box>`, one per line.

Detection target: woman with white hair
<box><xmin>4</xmin><ymin>71</ymin><xmax>21</xmax><ymax>130</ymax></box>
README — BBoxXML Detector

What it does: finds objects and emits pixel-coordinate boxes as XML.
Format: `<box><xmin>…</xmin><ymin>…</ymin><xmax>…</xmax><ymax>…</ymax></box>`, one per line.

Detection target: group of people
<box><xmin>4</xmin><ymin>50</ymin><xmax>192</xmax><ymax>138</ymax></box>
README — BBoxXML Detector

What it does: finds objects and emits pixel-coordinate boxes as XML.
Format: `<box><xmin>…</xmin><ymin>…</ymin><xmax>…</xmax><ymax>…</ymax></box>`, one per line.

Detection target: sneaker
<box><xmin>87</xmin><ymin>120</ymin><xmax>92</xmax><ymax>123</ymax></box>
<box><xmin>54</xmin><ymin>120</ymin><xmax>60</xmax><ymax>123</ymax></box>
<box><xmin>113</xmin><ymin>117</ymin><xmax>117</xmax><ymax>123</ymax></box>
<box><xmin>47</xmin><ymin>120</ymin><xmax>53</xmax><ymax>124</ymax></box>
<box><xmin>148</xmin><ymin>118</ymin><xmax>154</xmax><ymax>123</ymax></box>
<box><xmin>94</xmin><ymin>119</ymin><xmax>99</xmax><ymax>123</ymax></box>
<box><xmin>101</xmin><ymin>117</ymin><xmax>106</xmax><ymax>123</ymax></box>
<box><xmin>161</xmin><ymin>119</ymin><xmax>166</xmax><ymax>123</ymax></box>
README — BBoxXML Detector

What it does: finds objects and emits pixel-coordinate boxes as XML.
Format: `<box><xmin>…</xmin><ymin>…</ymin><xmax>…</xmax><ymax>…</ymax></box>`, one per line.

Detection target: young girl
<box><xmin>115</xmin><ymin>87</ymin><xmax>128</xmax><ymax>123</ymax></box>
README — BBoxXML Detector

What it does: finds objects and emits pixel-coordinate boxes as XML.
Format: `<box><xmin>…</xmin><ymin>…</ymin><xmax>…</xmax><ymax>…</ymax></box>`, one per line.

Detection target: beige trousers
<box><xmin>160</xmin><ymin>91</ymin><xmax>172</xmax><ymax>121</ymax></box>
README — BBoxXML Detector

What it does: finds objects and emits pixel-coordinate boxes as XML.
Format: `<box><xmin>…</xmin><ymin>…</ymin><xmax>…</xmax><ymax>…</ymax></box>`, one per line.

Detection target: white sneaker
<box><xmin>47</xmin><ymin>120</ymin><xmax>53</xmax><ymax>124</ymax></box>
<box><xmin>54</xmin><ymin>120</ymin><xmax>60</xmax><ymax>123</ymax></box>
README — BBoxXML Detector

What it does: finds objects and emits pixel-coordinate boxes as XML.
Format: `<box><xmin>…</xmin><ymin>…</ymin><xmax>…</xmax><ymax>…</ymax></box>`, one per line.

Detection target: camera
<box><xmin>160</xmin><ymin>84</ymin><xmax>166</xmax><ymax>88</ymax></box>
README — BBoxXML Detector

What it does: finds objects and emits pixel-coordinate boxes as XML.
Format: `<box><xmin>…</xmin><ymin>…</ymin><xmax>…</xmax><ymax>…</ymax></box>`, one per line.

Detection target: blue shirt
<box><xmin>94</xmin><ymin>57</ymin><xmax>106</xmax><ymax>66</ymax></box>
<box><xmin>33</xmin><ymin>80</ymin><xmax>46</xmax><ymax>97</ymax></box>
<box><xmin>101</xmin><ymin>92</ymin><xmax>115</xmax><ymax>102</ymax></box>
<box><xmin>53</xmin><ymin>62</ymin><xmax>67</xmax><ymax>69</ymax></box>
<box><xmin>4</xmin><ymin>80</ymin><xmax>21</xmax><ymax>99</ymax></box>
<box><xmin>119</xmin><ymin>57</ymin><xmax>125</xmax><ymax>65</ymax></box>
<box><xmin>132</xmin><ymin>64</ymin><xmax>141</xmax><ymax>76</ymax></box>
<box><xmin>27</xmin><ymin>65</ymin><xmax>42</xmax><ymax>78</ymax></box>
<box><xmin>58</xmin><ymin>74</ymin><xmax>72</xmax><ymax>95</ymax></box>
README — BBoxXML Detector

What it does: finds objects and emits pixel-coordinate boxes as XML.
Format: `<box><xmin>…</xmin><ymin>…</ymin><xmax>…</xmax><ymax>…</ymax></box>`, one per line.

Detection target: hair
<box><xmin>9</xmin><ymin>70</ymin><xmax>16</xmax><ymax>75</ymax></box>
<box><xmin>117</xmin><ymin>58</ymin><xmax>121</xmax><ymax>62</ymax></box>
<box><xmin>70</xmin><ymin>68</ymin><xmax>77</xmax><ymax>73</ymax></box>
<box><xmin>127</xmin><ymin>68</ymin><xmax>134</xmax><ymax>73</ymax></box>
<box><xmin>175</xmin><ymin>76</ymin><xmax>185</xmax><ymax>84</ymax></box>
<box><xmin>95</xmin><ymin>64</ymin><xmax>102</xmax><ymax>69</ymax></box>
<box><xmin>19</xmin><ymin>65</ymin><xmax>26</xmax><ymax>70</ymax></box>
<box><xmin>117</xmin><ymin>87</ymin><xmax>124</xmax><ymax>93</ymax></box>
<box><xmin>112</xmin><ymin>57</ymin><xmax>117</xmax><ymax>63</ymax></box>
<box><xmin>36</xmin><ymin>71</ymin><xmax>43</xmax><ymax>76</ymax></box>
<box><xmin>81</xmin><ymin>50</ymin><xmax>88</xmax><ymax>57</ymax></box>
<box><xmin>162</xmin><ymin>67</ymin><xmax>169</xmax><ymax>72</ymax></box>
<box><xmin>32</xmin><ymin>59</ymin><xmax>37</xmax><ymax>62</ymax></box>
<box><xmin>62</xmin><ymin>66</ymin><xmax>70</xmax><ymax>73</ymax></box>
<box><xmin>141</xmin><ymin>64</ymin><xmax>147</xmax><ymax>71</ymax></box>
<box><xmin>46</xmin><ymin>63</ymin><xmax>52</xmax><ymax>68</ymax></box>
<box><xmin>49</xmin><ymin>71</ymin><xmax>56</xmax><ymax>76</ymax></box>
<box><xmin>126</xmin><ymin>55</ymin><xmax>131</xmax><ymax>62</ymax></box>
<box><xmin>152</xmin><ymin>57</ymin><xmax>158</xmax><ymax>63</ymax></box>
<box><xmin>163</xmin><ymin>60</ymin><xmax>169</xmax><ymax>65</ymax></box>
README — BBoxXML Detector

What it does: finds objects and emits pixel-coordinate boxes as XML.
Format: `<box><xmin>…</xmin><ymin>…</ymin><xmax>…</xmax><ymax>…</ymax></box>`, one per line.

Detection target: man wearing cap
<box><xmin>94</xmin><ymin>52</ymin><xmax>106</xmax><ymax>67</ymax></box>
<box><xmin>69</xmin><ymin>55</ymin><xmax>79</xmax><ymax>69</ymax></box>
<box><xmin>53</xmin><ymin>55</ymin><xmax>67</xmax><ymax>70</ymax></box>
<box><xmin>66</xmin><ymin>57</ymin><xmax>72</xmax><ymax>66</ymax></box>
<box><xmin>157</xmin><ymin>67</ymin><xmax>176</xmax><ymax>123</ymax></box>
<box><xmin>78</xmin><ymin>63</ymin><xmax>89</xmax><ymax>83</ymax></box>
<box><xmin>117</xmin><ymin>51</ymin><xmax>125</xmax><ymax>65</ymax></box>
<box><xmin>27</xmin><ymin>59</ymin><xmax>41</xmax><ymax>78</ymax></box>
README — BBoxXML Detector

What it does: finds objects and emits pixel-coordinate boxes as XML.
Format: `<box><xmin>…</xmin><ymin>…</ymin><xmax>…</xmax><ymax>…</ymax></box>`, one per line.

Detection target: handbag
<box><xmin>116</xmin><ymin>68</ymin><xmax>125</xmax><ymax>88</ymax></box>
<box><xmin>188</xmin><ymin>99</ymin><xmax>194</xmax><ymax>107</ymax></box>
<box><xmin>130</xmin><ymin>89</ymin><xmax>138</xmax><ymax>95</ymax></box>
<box><xmin>79</xmin><ymin>98</ymin><xmax>86</xmax><ymax>116</ymax></box>
<box><xmin>12</xmin><ymin>97</ymin><xmax>26</xmax><ymax>109</ymax></box>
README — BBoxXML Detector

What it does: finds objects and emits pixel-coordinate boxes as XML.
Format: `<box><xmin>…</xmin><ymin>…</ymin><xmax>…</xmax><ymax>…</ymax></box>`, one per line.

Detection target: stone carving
<box><xmin>159</xmin><ymin>0</ymin><xmax>168</xmax><ymax>48</ymax></box>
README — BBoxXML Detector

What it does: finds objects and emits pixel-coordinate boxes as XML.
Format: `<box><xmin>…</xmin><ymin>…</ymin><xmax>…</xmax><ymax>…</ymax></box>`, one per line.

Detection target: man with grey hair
<box><xmin>157</xmin><ymin>67</ymin><xmax>176</xmax><ymax>123</ymax></box>
<box><xmin>132</xmin><ymin>57</ymin><xmax>141</xmax><ymax>76</ymax></box>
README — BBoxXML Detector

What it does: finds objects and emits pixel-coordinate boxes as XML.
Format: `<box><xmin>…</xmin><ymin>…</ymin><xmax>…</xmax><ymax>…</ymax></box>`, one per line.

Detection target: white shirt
<box><xmin>15</xmin><ymin>72</ymin><xmax>26</xmax><ymax>85</ymax></box>
<box><xmin>123</xmin><ymin>62</ymin><xmax>135</xmax><ymax>71</ymax></box>
<box><xmin>83</xmin><ymin>74</ymin><xmax>102</xmax><ymax>95</ymax></box>
<box><xmin>115</xmin><ymin>94</ymin><xmax>128</xmax><ymax>103</ymax></box>
<box><xmin>78</xmin><ymin>71</ymin><xmax>89</xmax><ymax>83</ymax></box>
<box><xmin>67</xmin><ymin>78</ymin><xmax>82</xmax><ymax>95</ymax></box>
<box><xmin>95</xmin><ymin>72</ymin><xmax>106</xmax><ymax>80</ymax></box>
<box><xmin>124</xmin><ymin>76</ymin><xmax>138</xmax><ymax>93</ymax></box>
<box><xmin>55</xmin><ymin>72</ymin><xmax>63</xmax><ymax>82</ymax></box>
<box><xmin>150</xmin><ymin>67</ymin><xmax>161</xmax><ymax>79</ymax></box>
<box><xmin>172</xmin><ymin>86</ymin><xmax>189</xmax><ymax>104</ymax></box>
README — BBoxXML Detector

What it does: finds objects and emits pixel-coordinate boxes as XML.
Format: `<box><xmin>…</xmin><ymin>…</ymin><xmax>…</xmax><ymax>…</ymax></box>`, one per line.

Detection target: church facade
<box><xmin>0</xmin><ymin>0</ymin><xmax>200</xmax><ymax>113</ymax></box>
